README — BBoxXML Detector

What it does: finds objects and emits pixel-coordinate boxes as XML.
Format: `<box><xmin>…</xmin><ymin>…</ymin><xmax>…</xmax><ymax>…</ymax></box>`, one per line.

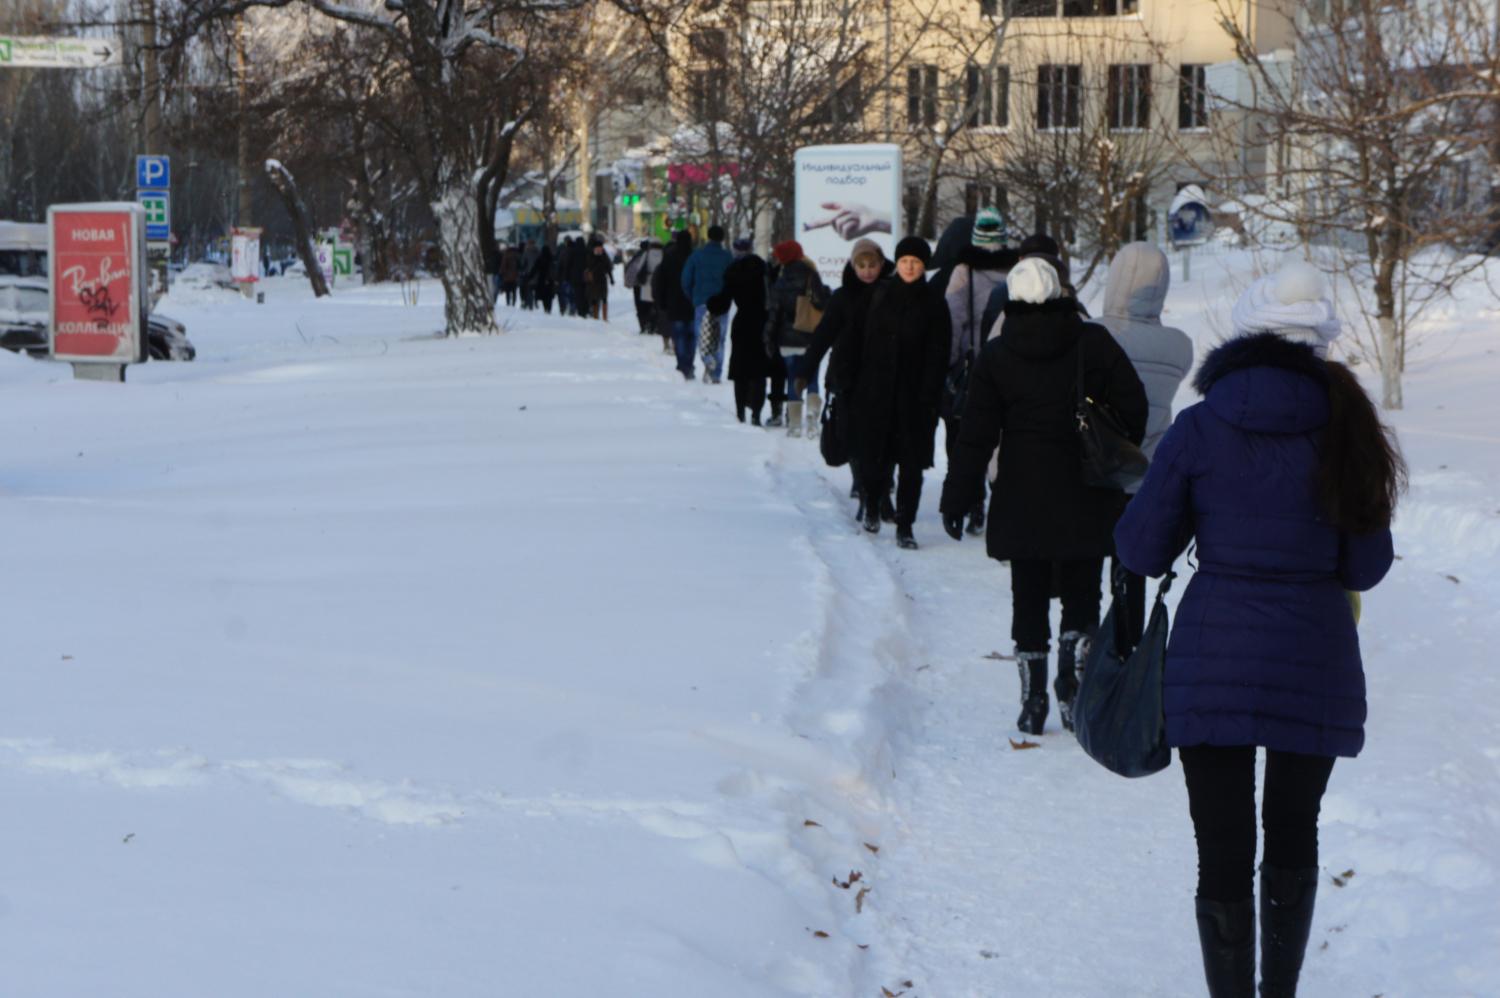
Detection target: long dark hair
<box><xmin>1319</xmin><ymin>361</ymin><xmax>1408</xmax><ymax>533</ymax></box>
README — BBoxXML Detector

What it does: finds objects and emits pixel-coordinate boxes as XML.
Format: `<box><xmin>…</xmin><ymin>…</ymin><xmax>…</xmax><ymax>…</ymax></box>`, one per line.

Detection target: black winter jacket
<box><xmin>708</xmin><ymin>254</ymin><xmax>773</xmax><ymax>381</ymax></box>
<box><xmin>943</xmin><ymin>298</ymin><xmax>1148</xmax><ymax>561</ymax></box>
<box><xmin>765</xmin><ymin>259</ymin><xmax>830</xmax><ymax>355</ymax></box>
<box><xmin>801</xmin><ymin>259</ymin><xmax>895</xmax><ymax>395</ymax></box>
<box><xmin>651</xmin><ymin>244</ymin><xmax>695</xmax><ymax>322</ymax></box>
<box><xmin>845</xmin><ymin>275</ymin><xmax>952</xmax><ymax>471</ymax></box>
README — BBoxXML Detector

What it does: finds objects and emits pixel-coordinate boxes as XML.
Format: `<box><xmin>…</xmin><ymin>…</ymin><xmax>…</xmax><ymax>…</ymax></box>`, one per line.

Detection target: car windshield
<box><xmin>0</xmin><ymin>249</ymin><xmax>47</xmax><ymax>277</ymax></box>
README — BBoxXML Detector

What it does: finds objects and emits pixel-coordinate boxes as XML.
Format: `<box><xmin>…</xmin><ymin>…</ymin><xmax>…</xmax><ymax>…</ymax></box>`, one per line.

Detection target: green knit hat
<box><xmin>972</xmin><ymin>207</ymin><xmax>1006</xmax><ymax>248</ymax></box>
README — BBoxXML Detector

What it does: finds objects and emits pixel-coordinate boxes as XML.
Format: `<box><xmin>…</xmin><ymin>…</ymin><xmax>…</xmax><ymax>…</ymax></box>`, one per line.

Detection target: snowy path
<box><xmin>1</xmin><ymin>273</ymin><xmax>1496</xmax><ymax>996</ymax></box>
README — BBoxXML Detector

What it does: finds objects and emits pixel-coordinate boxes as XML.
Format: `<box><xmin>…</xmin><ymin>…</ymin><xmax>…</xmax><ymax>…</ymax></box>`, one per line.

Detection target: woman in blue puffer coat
<box><xmin>1114</xmin><ymin>264</ymin><xmax>1405</xmax><ymax>998</ymax></box>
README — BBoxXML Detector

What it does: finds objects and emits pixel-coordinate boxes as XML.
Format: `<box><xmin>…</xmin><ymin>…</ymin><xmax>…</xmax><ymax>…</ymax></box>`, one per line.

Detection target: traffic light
<box><xmin>620</xmin><ymin>193</ymin><xmax>641</xmax><ymax>207</ymax></box>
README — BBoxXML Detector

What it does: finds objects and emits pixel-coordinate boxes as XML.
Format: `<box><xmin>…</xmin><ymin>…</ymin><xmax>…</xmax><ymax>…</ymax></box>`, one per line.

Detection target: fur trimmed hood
<box><xmin>1195</xmin><ymin>333</ymin><xmax>1330</xmax><ymax>435</ymax></box>
<box><xmin>956</xmin><ymin>244</ymin><xmax>1019</xmax><ymax>273</ymax></box>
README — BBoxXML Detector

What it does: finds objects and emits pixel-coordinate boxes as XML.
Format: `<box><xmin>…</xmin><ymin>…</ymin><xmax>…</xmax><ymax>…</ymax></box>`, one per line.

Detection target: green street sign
<box><xmin>0</xmin><ymin>40</ymin><xmax>12</xmax><ymax>63</ymax></box>
<box><xmin>332</xmin><ymin>247</ymin><xmax>353</xmax><ymax>276</ymax></box>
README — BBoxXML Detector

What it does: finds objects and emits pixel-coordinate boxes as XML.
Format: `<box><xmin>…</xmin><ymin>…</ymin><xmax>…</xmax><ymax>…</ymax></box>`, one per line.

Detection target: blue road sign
<box><xmin>137</xmin><ymin>190</ymin><xmax>170</xmax><ymax>241</ymax></box>
<box><xmin>136</xmin><ymin>155</ymin><xmax>170</xmax><ymax>190</ymax></box>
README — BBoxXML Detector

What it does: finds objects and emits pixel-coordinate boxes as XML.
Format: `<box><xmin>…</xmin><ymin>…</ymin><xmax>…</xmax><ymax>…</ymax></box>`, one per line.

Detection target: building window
<box><xmin>689</xmin><ymin>28</ymin><xmax>727</xmax><ymax>64</ymax></box>
<box><xmin>964</xmin><ymin>182</ymin><xmax>1008</xmax><ymax>220</ymax></box>
<box><xmin>908</xmin><ymin>64</ymin><xmax>939</xmax><ymax>129</ymax></box>
<box><xmin>979</xmin><ymin>0</ymin><xmax>998</xmax><ymax>15</ymax></box>
<box><xmin>810</xmin><ymin>76</ymin><xmax>864</xmax><ymax>126</ymax></box>
<box><xmin>1179</xmin><ymin>64</ymin><xmax>1209</xmax><ymax>129</ymax></box>
<box><xmin>690</xmin><ymin>71</ymin><xmax>725</xmax><ymax>122</ymax></box>
<box><xmin>964</xmin><ymin>64</ymin><xmax>1010</xmax><ymax>128</ymax></box>
<box><xmin>1037</xmin><ymin>64</ymin><xmax>1081</xmax><ymax>130</ymax></box>
<box><xmin>1108</xmin><ymin>64</ymin><xmax>1151</xmax><ymax>130</ymax></box>
<box><xmin>1008</xmin><ymin>0</ymin><xmax>1138</xmax><ymax>13</ymax></box>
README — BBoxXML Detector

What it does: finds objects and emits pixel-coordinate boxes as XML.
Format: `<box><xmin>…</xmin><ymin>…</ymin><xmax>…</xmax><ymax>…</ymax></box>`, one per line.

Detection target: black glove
<box><xmin>943</xmin><ymin>512</ymin><xmax>965</xmax><ymax>541</ymax></box>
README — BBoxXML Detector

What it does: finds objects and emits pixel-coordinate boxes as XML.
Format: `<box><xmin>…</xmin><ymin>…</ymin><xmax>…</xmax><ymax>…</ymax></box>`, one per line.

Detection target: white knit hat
<box><xmin>1007</xmin><ymin>256</ymin><xmax>1062</xmax><ymax>304</ymax></box>
<box><xmin>1230</xmin><ymin>262</ymin><xmax>1342</xmax><ymax>357</ymax></box>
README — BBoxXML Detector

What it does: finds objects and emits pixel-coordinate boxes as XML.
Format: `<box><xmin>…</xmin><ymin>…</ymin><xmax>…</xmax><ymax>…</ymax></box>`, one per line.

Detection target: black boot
<box><xmin>1260</xmin><ymin>866</ymin><xmax>1318</xmax><ymax>997</ymax></box>
<box><xmin>1015</xmin><ymin>653</ymin><xmax>1049</xmax><ymax>735</ymax></box>
<box><xmin>966</xmin><ymin>500</ymin><xmax>985</xmax><ymax>536</ymax></box>
<box><xmin>896</xmin><ymin>525</ymin><xmax>918</xmax><ymax>550</ymax></box>
<box><xmin>736</xmin><ymin>408</ymin><xmax>746</xmax><ymax>423</ymax></box>
<box><xmin>862</xmin><ymin>494</ymin><xmax>881</xmax><ymax>534</ymax></box>
<box><xmin>1195</xmin><ymin>897</ymin><xmax>1255</xmax><ymax>998</ymax></box>
<box><xmin>767</xmin><ymin>404</ymin><xmax>784</xmax><ymax>428</ymax></box>
<box><xmin>1055</xmin><ymin>630</ymin><xmax>1086</xmax><ymax>733</ymax></box>
<box><xmin>880</xmin><ymin>492</ymin><xmax>896</xmax><ymax>523</ymax></box>
<box><xmin>855</xmin><ymin>497</ymin><xmax>866</xmax><ymax>523</ymax></box>
<box><xmin>751</xmin><ymin>410</ymin><xmax>762</xmax><ymax>427</ymax></box>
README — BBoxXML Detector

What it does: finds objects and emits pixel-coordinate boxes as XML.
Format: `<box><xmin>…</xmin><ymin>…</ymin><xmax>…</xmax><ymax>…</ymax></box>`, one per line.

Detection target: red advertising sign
<box><xmin>49</xmin><ymin>203</ymin><xmax>144</xmax><ymax>363</ymax></box>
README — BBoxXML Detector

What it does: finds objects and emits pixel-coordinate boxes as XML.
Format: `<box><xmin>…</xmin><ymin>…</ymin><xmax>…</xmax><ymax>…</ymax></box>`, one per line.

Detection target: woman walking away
<box><xmin>585</xmin><ymin>239</ymin><xmax>614</xmax><ymax>321</ymax></box>
<box><xmin>500</xmin><ymin>244</ymin><xmax>521</xmax><ymax>307</ymax></box>
<box><xmin>530</xmin><ymin>242</ymin><xmax>555</xmax><ymax>314</ymax></box>
<box><xmin>652</xmin><ymin>230</ymin><xmax>697</xmax><ymax>377</ymax></box>
<box><xmin>1114</xmin><ymin>263</ymin><xmax>1403</xmax><ymax>998</ymax></box>
<box><xmin>802</xmin><ymin>238</ymin><xmax>893</xmax><ymax>520</ymax></box>
<box><xmin>943</xmin><ymin>207</ymin><xmax>1017</xmax><ymax>536</ymax></box>
<box><xmin>765</xmin><ymin>240</ymin><xmax>831</xmax><ymax>435</ymax></box>
<box><xmin>708</xmin><ymin>237</ymin><xmax>771</xmax><ymax>424</ymax></box>
<box><xmin>940</xmin><ymin>257</ymin><xmax>1147</xmax><ymax>733</ymax></box>
<box><xmin>1094</xmin><ymin>242</ymin><xmax>1194</xmax><ymax>647</ymax></box>
<box><xmin>624</xmin><ymin>239</ymin><xmax>659</xmax><ymax>335</ymax></box>
<box><xmin>845</xmin><ymin>236</ymin><xmax>949</xmax><ymax>550</ymax></box>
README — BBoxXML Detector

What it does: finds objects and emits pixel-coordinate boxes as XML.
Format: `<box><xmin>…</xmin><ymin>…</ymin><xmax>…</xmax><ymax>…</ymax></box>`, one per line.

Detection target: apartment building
<box><xmin>579</xmin><ymin>1</ymin><xmax>1293</xmax><ymax>249</ymax></box>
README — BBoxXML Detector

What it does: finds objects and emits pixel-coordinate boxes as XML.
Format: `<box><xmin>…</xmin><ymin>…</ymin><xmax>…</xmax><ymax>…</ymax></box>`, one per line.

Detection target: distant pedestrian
<box><xmin>708</xmin><ymin>236</ymin><xmax>771</xmax><ymax>424</ymax></box>
<box><xmin>652</xmin><ymin>229</ymin><xmax>697</xmax><ymax>378</ymax></box>
<box><xmin>844</xmin><ymin>236</ymin><xmax>949</xmax><ymax>550</ymax></box>
<box><xmin>624</xmin><ymin>239</ymin><xmax>660</xmax><ymax>335</ymax></box>
<box><xmin>531</xmin><ymin>243</ymin><xmax>555</xmax><ymax>314</ymax></box>
<box><xmin>500</xmin><ymin>245</ymin><xmax>521</xmax><ymax>307</ymax></box>
<box><xmin>584</xmin><ymin>239</ymin><xmax>614</xmax><ymax>321</ymax></box>
<box><xmin>681</xmin><ymin>225</ymin><xmax>733</xmax><ymax>383</ymax></box>
<box><xmin>764</xmin><ymin>239</ymin><xmax>830</xmax><ymax>435</ymax></box>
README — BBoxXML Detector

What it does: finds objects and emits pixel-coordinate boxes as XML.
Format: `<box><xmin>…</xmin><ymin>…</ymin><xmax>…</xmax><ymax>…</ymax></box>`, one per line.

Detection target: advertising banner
<box><xmin>794</xmin><ymin>144</ymin><xmax>902</xmax><ymax>287</ymax></box>
<box><xmin>48</xmin><ymin>202</ymin><xmax>145</xmax><ymax>364</ymax></box>
<box><xmin>231</xmin><ymin>227</ymin><xmax>262</xmax><ymax>283</ymax></box>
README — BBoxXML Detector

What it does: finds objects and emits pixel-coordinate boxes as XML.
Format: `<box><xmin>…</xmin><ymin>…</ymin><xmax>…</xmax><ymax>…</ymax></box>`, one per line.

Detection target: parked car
<box><xmin>1</xmin><ymin>276</ymin><xmax>195</xmax><ymax>361</ymax></box>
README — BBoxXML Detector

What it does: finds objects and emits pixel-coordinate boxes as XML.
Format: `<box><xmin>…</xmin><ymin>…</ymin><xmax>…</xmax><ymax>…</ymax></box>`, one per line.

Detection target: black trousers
<box><xmin>1180</xmin><ymin>745</ymin><xmax>1336</xmax><ymax>902</ymax></box>
<box><xmin>1009</xmin><ymin>558</ymin><xmax>1103</xmax><ymax>653</ymax></box>
<box><xmin>863</xmin><ymin>457</ymin><xmax>923</xmax><ymax>528</ymax></box>
<box><xmin>733</xmin><ymin>377</ymin><xmax>766</xmax><ymax>419</ymax></box>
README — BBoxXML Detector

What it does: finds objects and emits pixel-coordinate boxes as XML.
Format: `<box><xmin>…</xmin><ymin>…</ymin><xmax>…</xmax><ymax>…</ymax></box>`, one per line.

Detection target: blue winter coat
<box><xmin>680</xmin><ymin>242</ymin><xmax>733</xmax><ymax>308</ymax></box>
<box><xmin>1114</xmin><ymin>334</ymin><xmax>1394</xmax><ymax>758</ymax></box>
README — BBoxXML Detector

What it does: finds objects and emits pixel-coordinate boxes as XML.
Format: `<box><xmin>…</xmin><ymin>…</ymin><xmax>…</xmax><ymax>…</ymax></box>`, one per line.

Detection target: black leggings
<box><xmin>1180</xmin><ymin>745</ymin><xmax>1336</xmax><ymax>902</ymax></box>
<box><xmin>1009</xmin><ymin>558</ymin><xmax>1103</xmax><ymax>654</ymax></box>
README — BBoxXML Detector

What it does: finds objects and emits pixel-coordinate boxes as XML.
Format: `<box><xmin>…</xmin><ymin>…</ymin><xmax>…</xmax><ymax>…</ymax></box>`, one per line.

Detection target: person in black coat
<box><xmin>844</xmin><ymin>235</ymin><xmax>951</xmax><ymax>550</ymax></box>
<box><xmin>583</xmin><ymin>239</ymin><xmax>614</xmax><ymax>320</ymax></box>
<box><xmin>801</xmin><ymin>238</ymin><xmax>894</xmax><ymax>519</ymax></box>
<box><xmin>652</xmin><ymin>229</ymin><xmax>697</xmax><ymax>378</ymax></box>
<box><xmin>529</xmin><ymin>244</ymin><xmax>555</xmax><ymax>314</ymax></box>
<box><xmin>707</xmin><ymin>237</ymin><xmax>771</xmax><ymax>424</ymax></box>
<box><xmin>941</xmin><ymin>256</ymin><xmax>1148</xmax><ymax>735</ymax></box>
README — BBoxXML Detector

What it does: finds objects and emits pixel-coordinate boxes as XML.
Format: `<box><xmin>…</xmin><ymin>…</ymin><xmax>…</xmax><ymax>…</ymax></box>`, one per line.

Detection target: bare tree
<box><xmin>159</xmin><ymin>0</ymin><xmax>585</xmax><ymax>336</ymax></box>
<box><xmin>1198</xmin><ymin>0</ymin><xmax>1500</xmax><ymax>409</ymax></box>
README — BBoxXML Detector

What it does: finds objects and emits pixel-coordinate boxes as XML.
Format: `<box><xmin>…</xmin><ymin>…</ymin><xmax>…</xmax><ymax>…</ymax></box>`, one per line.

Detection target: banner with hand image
<box><xmin>794</xmin><ymin>144</ymin><xmax>902</xmax><ymax>286</ymax></box>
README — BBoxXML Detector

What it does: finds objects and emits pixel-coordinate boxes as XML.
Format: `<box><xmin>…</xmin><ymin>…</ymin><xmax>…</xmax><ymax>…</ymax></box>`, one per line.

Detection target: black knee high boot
<box><xmin>1259</xmin><ymin>866</ymin><xmax>1318</xmax><ymax>997</ymax></box>
<box><xmin>1055</xmin><ymin>630</ymin><xmax>1086</xmax><ymax>732</ymax></box>
<box><xmin>1015</xmin><ymin>652</ymin><xmax>1049</xmax><ymax>735</ymax></box>
<box><xmin>1196</xmin><ymin>897</ymin><xmax>1255</xmax><ymax>998</ymax></box>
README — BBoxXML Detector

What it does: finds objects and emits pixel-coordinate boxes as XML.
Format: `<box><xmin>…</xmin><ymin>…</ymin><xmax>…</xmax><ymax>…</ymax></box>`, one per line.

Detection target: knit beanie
<box><xmin>1007</xmin><ymin>257</ymin><xmax>1062</xmax><ymax>304</ymax></box>
<box><xmin>1019</xmin><ymin>232</ymin><xmax>1060</xmax><ymax>258</ymax></box>
<box><xmin>972</xmin><ymin>208</ymin><xmax>1006</xmax><ymax>248</ymax></box>
<box><xmin>849</xmin><ymin>238</ymin><xmax>883</xmax><ymax>266</ymax></box>
<box><xmin>1230</xmin><ymin>262</ymin><xmax>1342</xmax><ymax>357</ymax></box>
<box><xmin>772</xmin><ymin>240</ymin><xmax>804</xmax><ymax>265</ymax></box>
<box><xmin>893</xmin><ymin>235</ymin><xmax>932</xmax><ymax>266</ymax></box>
<box><xmin>732</xmin><ymin>236</ymin><xmax>753</xmax><ymax>253</ymax></box>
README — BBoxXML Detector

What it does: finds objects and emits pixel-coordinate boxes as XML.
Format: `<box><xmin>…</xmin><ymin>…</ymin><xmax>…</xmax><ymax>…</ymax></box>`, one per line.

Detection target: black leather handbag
<box><xmin>1075</xmin><ymin>347</ymin><xmax>1148</xmax><ymax>490</ymax></box>
<box><xmin>820</xmin><ymin>392</ymin><xmax>849</xmax><ymax>468</ymax></box>
<box><xmin>1074</xmin><ymin>568</ymin><xmax>1174</xmax><ymax>778</ymax></box>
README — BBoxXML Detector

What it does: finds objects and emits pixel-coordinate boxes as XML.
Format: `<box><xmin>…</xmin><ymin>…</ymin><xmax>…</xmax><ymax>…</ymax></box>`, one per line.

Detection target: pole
<box><xmin>236</xmin><ymin>14</ymin><xmax>252</xmax><ymax>229</ymax></box>
<box><xmin>883</xmin><ymin>0</ymin><xmax>892</xmax><ymax>141</ymax></box>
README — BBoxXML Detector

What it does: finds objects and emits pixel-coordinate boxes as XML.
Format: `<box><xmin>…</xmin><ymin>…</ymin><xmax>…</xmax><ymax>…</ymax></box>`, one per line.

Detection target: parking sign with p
<box><xmin>136</xmin><ymin>155</ymin><xmax>169</xmax><ymax>190</ymax></box>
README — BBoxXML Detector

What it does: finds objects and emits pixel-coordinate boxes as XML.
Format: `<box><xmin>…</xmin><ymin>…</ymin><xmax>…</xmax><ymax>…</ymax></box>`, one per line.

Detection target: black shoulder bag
<box><xmin>1073</xmin><ymin>566</ymin><xmax>1174</xmax><ymax>778</ymax></box>
<box><xmin>1075</xmin><ymin>343</ymin><xmax>1148</xmax><ymax>491</ymax></box>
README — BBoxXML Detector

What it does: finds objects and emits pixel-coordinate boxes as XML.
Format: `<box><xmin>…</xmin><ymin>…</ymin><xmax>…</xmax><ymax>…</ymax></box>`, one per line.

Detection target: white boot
<box><xmin>786</xmin><ymin>400</ymin><xmax>804</xmax><ymax>437</ymax></box>
<box><xmin>804</xmin><ymin>393</ymin><xmax>821</xmax><ymax>438</ymax></box>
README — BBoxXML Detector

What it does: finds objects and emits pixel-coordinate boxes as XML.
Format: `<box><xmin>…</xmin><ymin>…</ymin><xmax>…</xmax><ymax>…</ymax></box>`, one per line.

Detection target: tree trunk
<box><xmin>431</xmin><ymin>162</ymin><xmax>497</xmax><ymax>335</ymax></box>
<box><xmin>264</xmin><ymin>160</ymin><xmax>330</xmax><ymax>298</ymax></box>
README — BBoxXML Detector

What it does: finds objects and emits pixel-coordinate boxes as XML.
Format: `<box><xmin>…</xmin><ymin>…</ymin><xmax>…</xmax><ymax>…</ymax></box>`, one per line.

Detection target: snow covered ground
<box><xmin>1</xmin><ymin>258</ymin><xmax>1496</xmax><ymax>997</ymax></box>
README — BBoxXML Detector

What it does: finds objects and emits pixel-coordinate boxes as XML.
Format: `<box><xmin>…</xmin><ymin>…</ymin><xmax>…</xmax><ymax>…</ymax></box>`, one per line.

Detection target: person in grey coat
<box><xmin>1094</xmin><ymin>241</ymin><xmax>1193</xmax><ymax>646</ymax></box>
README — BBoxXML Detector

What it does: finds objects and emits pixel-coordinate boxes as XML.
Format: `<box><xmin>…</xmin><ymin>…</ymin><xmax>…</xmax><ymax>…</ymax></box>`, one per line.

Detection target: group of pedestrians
<box><xmin>500</xmin><ymin>235</ymin><xmax>614</xmax><ymax>319</ymax></box>
<box><xmin>611</xmin><ymin>212</ymin><xmax>1402</xmax><ymax>998</ymax></box>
